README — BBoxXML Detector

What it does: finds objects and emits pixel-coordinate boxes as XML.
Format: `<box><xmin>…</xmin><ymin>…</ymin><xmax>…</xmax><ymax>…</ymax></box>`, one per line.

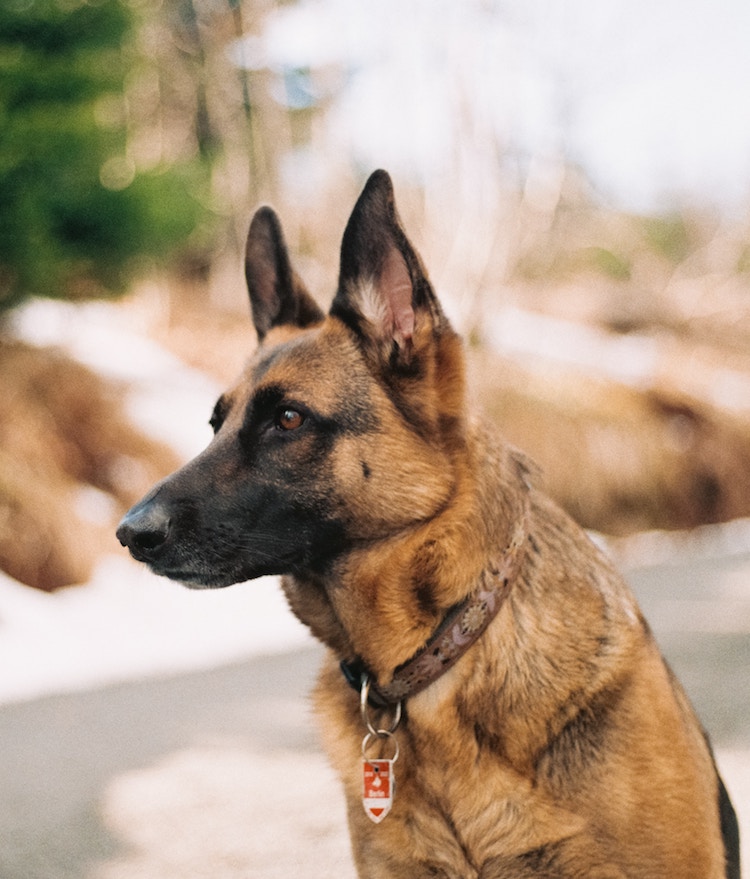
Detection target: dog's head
<box><xmin>117</xmin><ymin>170</ymin><xmax>466</xmax><ymax>588</ymax></box>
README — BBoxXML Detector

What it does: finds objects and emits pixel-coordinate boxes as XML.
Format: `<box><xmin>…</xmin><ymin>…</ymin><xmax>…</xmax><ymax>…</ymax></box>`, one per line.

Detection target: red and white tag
<box><xmin>362</xmin><ymin>758</ymin><xmax>395</xmax><ymax>823</ymax></box>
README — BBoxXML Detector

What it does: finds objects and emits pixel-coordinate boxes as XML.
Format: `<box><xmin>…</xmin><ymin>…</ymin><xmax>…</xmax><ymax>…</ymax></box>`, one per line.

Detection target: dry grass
<box><xmin>470</xmin><ymin>351</ymin><xmax>750</xmax><ymax>536</ymax></box>
<box><xmin>0</xmin><ymin>341</ymin><xmax>180</xmax><ymax>591</ymax></box>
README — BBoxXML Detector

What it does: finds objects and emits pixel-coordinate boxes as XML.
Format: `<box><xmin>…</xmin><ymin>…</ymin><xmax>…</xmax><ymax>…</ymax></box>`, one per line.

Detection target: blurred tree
<box><xmin>0</xmin><ymin>0</ymin><xmax>213</xmax><ymax>312</ymax></box>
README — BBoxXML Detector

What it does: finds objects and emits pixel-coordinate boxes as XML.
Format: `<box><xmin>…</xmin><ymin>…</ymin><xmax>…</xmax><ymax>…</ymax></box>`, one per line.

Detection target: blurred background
<box><xmin>0</xmin><ymin>0</ymin><xmax>749</xmax><ymax>876</ymax></box>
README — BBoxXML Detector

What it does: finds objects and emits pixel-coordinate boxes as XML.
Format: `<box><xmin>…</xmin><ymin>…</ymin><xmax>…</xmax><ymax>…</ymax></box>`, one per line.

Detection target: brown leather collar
<box><xmin>341</xmin><ymin>499</ymin><xmax>530</xmax><ymax>707</ymax></box>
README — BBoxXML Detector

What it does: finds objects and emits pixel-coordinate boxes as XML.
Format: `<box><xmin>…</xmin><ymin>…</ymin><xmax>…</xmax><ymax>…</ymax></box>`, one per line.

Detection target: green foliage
<box><xmin>0</xmin><ymin>0</ymin><xmax>212</xmax><ymax>311</ymax></box>
<box><xmin>640</xmin><ymin>215</ymin><xmax>693</xmax><ymax>263</ymax></box>
<box><xmin>736</xmin><ymin>244</ymin><xmax>750</xmax><ymax>275</ymax></box>
<box><xmin>580</xmin><ymin>247</ymin><xmax>631</xmax><ymax>281</ymax></box>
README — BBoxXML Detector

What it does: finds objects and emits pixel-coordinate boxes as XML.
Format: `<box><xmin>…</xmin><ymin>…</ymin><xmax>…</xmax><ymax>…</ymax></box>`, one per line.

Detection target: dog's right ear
<box><xmin>330</xmin><ymin>170</ymin><xmax>448</xmax><ymax>372</ymax></box>
<box><xmin>244</xmin><ymin>206</ymin><xmax>324</xmax><ymax>342</ymax></box>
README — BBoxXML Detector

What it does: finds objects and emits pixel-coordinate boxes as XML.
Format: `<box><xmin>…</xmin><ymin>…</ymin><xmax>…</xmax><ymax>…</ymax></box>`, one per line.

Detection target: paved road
<box><xmin>1</xmin><ymin>550</ymin><xmax>748</xmax><ymax>878</ymax></box>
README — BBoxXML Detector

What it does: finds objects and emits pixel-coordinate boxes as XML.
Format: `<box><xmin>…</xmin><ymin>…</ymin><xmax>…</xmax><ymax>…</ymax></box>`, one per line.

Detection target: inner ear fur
<box><xmin>245</xmin><ymin>206</ymin><xmax>324</xmax><ymax>341</ymax></box>
<box><xmin>331</xmin><ymin>170</ymin><xmax>446</xmax><ymax>362</ymax></box>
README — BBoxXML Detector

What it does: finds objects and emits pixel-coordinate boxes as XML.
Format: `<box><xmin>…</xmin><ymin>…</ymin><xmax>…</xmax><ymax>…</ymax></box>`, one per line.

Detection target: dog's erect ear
<box><xmin>331</xmin><ymin>170</ymin><xmax>445</xmax><ymax>365</ymax></box>
<box><xmin>245</xmin><ymin>206</ymin><xmax>324</xmax><ymax>342</ymax></box>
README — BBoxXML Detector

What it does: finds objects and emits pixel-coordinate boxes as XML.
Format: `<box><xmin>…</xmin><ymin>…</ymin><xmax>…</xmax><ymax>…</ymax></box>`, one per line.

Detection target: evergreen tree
<box><xmin>0</xmin><ymin>0</ymin><xmax>212</xmax><ymax>311</ymax></box>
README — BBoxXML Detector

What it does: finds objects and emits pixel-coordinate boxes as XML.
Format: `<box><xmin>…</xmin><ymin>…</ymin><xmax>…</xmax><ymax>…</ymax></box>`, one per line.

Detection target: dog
<box><xmin>117</xmin><ymin>170</ymin><xmax>739</xmax><ymax>878</ymax></box>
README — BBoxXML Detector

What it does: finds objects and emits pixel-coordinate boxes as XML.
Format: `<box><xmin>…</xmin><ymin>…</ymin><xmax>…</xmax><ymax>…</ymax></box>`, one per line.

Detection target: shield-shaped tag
<box><xmin>362</xmin><ymin>758</ymin><xmax>395</xmax><ymax>823</ymax></box>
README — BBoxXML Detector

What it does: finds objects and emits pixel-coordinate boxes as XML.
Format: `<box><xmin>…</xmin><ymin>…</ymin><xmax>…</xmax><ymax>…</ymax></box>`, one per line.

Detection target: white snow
<box><xmin>488</xmin><ymin>306</ymin><xmax>662</xmax><ymax>389</ymax></box>
<box><xmin>0</xmin><ymin>559</ymin><xmax>313</xmax><ymax>705</ymax></box>
<box><xmin>10</xmin><ymin>299</ymin><xmax>220</xmax><ymax>460</ymax></box>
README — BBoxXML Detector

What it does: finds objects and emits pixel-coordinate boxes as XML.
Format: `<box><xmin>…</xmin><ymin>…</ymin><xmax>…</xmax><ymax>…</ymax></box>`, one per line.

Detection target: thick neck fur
<box><xmin>281</xmin><ymin>423</ymin><xmax>531</xmax><ymax>684</ymax></box>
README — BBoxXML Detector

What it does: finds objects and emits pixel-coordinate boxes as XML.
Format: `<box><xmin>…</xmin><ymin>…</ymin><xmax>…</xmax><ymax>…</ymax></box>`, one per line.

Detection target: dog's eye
<box><xmin>276</xmin><ymin>407</ymin><xmax>305</xmax><ymax>431</ymax></box>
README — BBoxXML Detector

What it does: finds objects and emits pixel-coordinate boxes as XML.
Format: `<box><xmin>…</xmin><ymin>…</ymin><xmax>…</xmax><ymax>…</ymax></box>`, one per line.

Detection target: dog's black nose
<box><xmin>116</xmin><ymin>502</ymin><xmax>171</xmax><ymax>560</ymax></box>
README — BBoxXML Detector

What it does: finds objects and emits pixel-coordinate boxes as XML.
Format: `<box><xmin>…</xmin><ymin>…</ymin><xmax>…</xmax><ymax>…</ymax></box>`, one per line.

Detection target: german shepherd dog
<box><xmin>118</xmin><ymin>171</ymin><xmax>739</xmax><ymax>878</ymax></box>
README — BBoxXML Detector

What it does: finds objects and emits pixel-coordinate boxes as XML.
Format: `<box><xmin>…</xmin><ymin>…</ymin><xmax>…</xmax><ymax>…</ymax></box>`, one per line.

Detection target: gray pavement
<box><xmin>1</xmin><ymin>550</ymin><xmax>748</xmax><ymax>878</ymax></box>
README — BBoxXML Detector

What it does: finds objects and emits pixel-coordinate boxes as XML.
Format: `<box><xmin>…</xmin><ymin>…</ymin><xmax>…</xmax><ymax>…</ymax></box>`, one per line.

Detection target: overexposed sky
<box><xmin>239</xmin><ymin>0</ymin><xmax>750</xmax><ymax>213</ymax></box>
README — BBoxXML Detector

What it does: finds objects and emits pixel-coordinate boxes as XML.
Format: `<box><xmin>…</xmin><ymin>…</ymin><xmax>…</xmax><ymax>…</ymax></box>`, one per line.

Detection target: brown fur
<box><xmin>117</xmin><ymin>171</ymin><xmax>738</xmax><ymax>878</ymax></box>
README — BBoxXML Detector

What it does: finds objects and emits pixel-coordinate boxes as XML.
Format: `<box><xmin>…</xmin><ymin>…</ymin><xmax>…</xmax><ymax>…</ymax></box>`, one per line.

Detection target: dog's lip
<box><xmin>126</xmin><ymin>545</ymin><xmax>163</xmax><ymax>564</ymax></box>
<box><xmin>152</xmin><ymin>566</ymin><xmax>238</xmax><ymax>589</ymax></box>
<box><xmin>155</xmin><ymin>567</ymin><xmax>211</xmax><ymax>584</ymax></box>
<box><xmin>178</xmin><ymin>578</ymin><xmax>231</xmax><ymax>591</ymax></box>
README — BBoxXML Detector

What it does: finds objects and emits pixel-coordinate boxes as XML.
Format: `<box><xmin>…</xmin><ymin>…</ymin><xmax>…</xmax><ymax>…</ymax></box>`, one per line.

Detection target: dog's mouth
<box><xmin>141</xmin><ymin>559</ymin><xmax>246</xmax><ymax>590</ymax></box>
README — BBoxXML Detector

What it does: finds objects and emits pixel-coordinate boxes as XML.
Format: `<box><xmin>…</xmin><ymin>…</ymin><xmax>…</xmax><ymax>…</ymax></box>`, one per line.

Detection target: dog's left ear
<box><xmin>331</xmin><ymin>170</ymin><xmax>446</xmax><ymax>367</ymax></box>
<box><xmin>245</xmin><ymin>206</ymin><xmax>324</xmax><ymax>342</ymax></box>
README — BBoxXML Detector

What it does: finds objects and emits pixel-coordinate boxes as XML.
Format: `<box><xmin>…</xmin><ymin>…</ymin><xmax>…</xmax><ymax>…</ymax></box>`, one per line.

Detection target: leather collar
<box><xmin>341</xmin><ymin>498</ymin><xmax>530</xmax><ymax>707</ymax></box>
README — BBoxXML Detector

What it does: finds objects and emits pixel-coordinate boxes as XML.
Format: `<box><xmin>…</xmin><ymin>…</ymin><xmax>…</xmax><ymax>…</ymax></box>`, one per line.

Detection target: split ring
<box><xmin>360</xmin><ymin>674</ymin><xmax>402</xmax><ymax>737</ymax></box>
<box><xmin>361</xmin><ymin>730</ymin><xmax>400</xmax><ymax>763</ymax></box>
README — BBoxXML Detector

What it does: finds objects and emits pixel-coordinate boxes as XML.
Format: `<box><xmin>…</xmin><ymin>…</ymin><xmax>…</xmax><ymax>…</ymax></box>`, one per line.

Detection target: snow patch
<box><xmin>0</xmin><ymin>557</ymin><xmax>313</xmax><ymax>706</ymax></box>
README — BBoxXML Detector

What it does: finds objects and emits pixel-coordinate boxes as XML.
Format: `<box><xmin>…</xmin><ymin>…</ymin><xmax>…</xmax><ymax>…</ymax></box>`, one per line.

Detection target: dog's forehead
<box><xmin>244</xmin><ymin>321</ymin><xmax>369</xmax><ymax>411</ymax></box>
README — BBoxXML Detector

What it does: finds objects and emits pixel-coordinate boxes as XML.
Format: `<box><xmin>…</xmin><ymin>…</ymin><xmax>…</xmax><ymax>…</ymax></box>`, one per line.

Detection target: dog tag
<box><xmin>361</xmin><ymin>731</ymin><xmax>399</xmax><ymax>824</ymax></box>
<box><xmin>362</xmin><ymin>757</ymin><xmax>395</xmax><ymax>823</ymax></box>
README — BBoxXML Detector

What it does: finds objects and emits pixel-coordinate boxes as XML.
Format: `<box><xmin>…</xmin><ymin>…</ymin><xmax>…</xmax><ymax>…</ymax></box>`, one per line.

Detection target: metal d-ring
<box><xmin>361</xmin><ymin>729</ymin><xmax>400</xmax><ymax>763</ymax></box>
<box><xmin>360</xmin><ymin>673</ymin><xmax>402</xmax><ymax>737</ymax></box>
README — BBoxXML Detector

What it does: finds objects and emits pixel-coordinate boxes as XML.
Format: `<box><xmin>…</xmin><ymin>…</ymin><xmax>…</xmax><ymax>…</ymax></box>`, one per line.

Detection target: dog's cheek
<box><xmin>330</xmin><ymin>435</ymin><xmax>454</xmax><ymax>535</ymax></box>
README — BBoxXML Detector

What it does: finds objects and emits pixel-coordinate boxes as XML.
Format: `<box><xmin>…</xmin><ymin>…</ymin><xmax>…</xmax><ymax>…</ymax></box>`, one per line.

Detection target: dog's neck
<box><xmin>281</xmin><ymin>431</ymin><xmax>532</xmax><ymax>693</ymax></box>
<box><xmin>341</xmin><ymin>490</ymin><xmax>529</xmax><ymax>705</ymax></box>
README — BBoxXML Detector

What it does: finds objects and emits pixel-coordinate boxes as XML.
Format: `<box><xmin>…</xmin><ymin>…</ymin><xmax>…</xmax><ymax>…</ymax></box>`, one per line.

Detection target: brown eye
<box><xmin>277</xmin><ymin>408</ymin><xmax>305</xmax><ymax>431</ymax></box>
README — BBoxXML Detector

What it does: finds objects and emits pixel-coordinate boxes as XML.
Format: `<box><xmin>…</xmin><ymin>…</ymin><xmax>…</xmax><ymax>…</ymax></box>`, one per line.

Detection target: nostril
<box><xmin>116</xmin><ymin>503</ymin><xmax>171</xmax><ymax>558</ymax></box>
<box><xmin>132</xmin><ymin>526</ymin><xmax>169</xmax><ymax>552</ymax></box>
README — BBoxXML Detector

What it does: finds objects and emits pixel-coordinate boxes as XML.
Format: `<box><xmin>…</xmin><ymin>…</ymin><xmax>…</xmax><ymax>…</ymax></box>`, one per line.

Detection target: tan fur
<box><xmin>301</xmin><ymin>427</ymin><xmax>725</xmax><ymax>877</ymax></box>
